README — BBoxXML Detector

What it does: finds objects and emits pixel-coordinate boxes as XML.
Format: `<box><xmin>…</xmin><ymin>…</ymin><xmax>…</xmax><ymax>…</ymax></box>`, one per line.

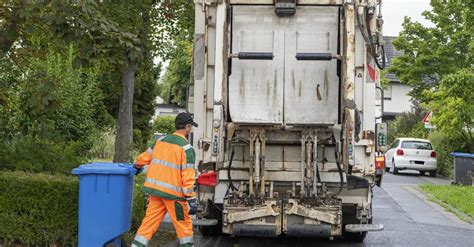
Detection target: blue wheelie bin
<box><xmin>72</xmin><ymin>162</ymin><xmax>136</xmax><ymax>247</ymax></box>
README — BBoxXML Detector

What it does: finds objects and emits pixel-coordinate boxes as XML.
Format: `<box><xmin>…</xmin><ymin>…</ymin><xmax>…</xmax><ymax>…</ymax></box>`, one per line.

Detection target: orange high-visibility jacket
<box><xmin>135</xmin><ymin>132</ymin><xmax>196</xmax><ymax>200</ymax></box>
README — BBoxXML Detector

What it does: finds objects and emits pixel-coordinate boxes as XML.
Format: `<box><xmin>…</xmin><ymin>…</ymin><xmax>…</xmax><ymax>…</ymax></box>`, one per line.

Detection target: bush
<box><xmin>0</xmin><ymin>171</ymin><xmax>148</xmax><ymax>246</ymax></box>
<box><xmin>0</xmin><ymin>136</ymin><xmax>86</xmax><ymax>174</ymax></box>
<box><xmin>429</xmin><ymin>132</ymin><xmax>453</xmax><ymax>176</ymax></box>
<box><xmin>153</xmin><ymin>116</ymin><xmax>176</xmax><ymax>135</ymax></box>
<box><xmin>89</xmin><ymin>130</ymin><xmax>116</xmax><ymax>160</ymax></box>
<box><xmin>429</xmin><ymin>131</ymin><xmax>468</xmax><ymax>177</ymax></box>
<box><xmin>0</xmin><ymin>171</ymin><xmax>78</xmax><ymax>246</ymax></box>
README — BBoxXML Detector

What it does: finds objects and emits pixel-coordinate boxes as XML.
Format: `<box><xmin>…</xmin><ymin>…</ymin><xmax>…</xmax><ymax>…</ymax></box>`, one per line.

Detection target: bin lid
<box><xmin>450</xmin><ymin>152</ymin><xmax>474</xmax><ymax>158</ymax></box>
<box><xmin>71</xmin><ymin>162</ymin><xmax>135</xmax><ymax>176</ymax></box>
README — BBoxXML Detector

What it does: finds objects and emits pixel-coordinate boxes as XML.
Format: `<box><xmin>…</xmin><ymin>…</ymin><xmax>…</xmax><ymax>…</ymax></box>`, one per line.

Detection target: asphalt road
<box><xmin>163</xmin><ymin>171</ymin><xmax>474</xmax><ymax>247</ymax></box>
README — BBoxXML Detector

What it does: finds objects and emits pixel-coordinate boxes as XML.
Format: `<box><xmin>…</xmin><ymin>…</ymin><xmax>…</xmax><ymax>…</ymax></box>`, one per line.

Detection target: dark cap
<box><xmin>175</xmin><ymin>112</ymin><xmax>198</xmax><ymax>128</ymax></box>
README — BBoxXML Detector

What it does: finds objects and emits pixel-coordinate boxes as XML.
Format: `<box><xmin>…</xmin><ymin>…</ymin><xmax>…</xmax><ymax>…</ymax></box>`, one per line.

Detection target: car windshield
<box><xmin>401</xmin><ymin>141</ymin><xmax>432</xmax><ymax>150</ymax></box>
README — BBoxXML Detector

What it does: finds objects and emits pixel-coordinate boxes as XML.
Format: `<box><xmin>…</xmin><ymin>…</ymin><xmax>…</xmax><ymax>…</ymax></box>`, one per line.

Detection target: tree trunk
<box><xmin>113</xmin><ymin>57</ymin><xmax>138</xmax><ymax>163</ymax></box>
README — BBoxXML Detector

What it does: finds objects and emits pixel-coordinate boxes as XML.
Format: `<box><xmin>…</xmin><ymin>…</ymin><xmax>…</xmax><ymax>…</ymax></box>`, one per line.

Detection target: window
<box><xmin>401</xmin><ymin>141</ymin><xmax>432</xmax><ymax>150</ymax></box>
<box><xmin>390</xmin><ymin>139</ymin><xmax>399</xmax><ymax>149</ymax></box>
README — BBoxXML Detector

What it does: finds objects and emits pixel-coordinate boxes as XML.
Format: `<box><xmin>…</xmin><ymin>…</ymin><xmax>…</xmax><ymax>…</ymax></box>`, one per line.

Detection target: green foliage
<box><xmin>131</xmin><ymin>175</ymin><xmax>147</xmax><ymax>233</ymax></box>
<box><xmin>420</xmin><ymin>183</ymin><xmax>474</xmax><ymax>219</ymax></box>
<box><xmin>153</xmin><ymin>116</ymin><xmax>176</xmax><ymax>135</ymax></box>
<box><xmin>0</xmin><ymin>136</ymin><xmax>85</xmax><ymax>174</ymax></box>
<box><xmin>89</xmin><ymin>130</ymin><xmax>116</xmax><ymax>160</ymax></box>
<box><xmin>429</xmin><ymin>131</ymin><xmax>458</xmax><ymax>177</ymax></box>
<box><xmin>387</xmin><ymin>103</ymin><xmax>428</xmax><ymax>144</ymax></box>
<box><xmin>152</xmin><ymin>0</ymin><xmax>195</xmax><ymax>60</ymax></box>
<box><xmin>1</xmin><ymin>43</ymin><xmax>107</xmax><ymax>153</ymax></box>
<box><xmin>423</xmin><ymin>69</ymin><xmax>473</xmax><ymax>153</ymax></box>
<box><xmin>389</xmin><ymin>0</ymin><xmax>473</xmax><ymax>168</ymax></box>
<box><xmin>0</xmin><ymin>171</ymin><xmax>148</xmax><ymax>246</ymax></box>
<box><xmin>157</xmin><ymin>1</ymin><xmax>194</xmax><ymax>106</ymax></box>
<box><xmin>0</xmin><ymin>171</ymin><xmax>78</xmax><ymax>246</ymax></box>
<box><xmin>160</xmin><ymin>40</ymin><xmax>192</xmax><ymax>106</ymax></box>
<box><xmin>389</xmin><ymin>0</ymin><xmax>472</xmax><ymax>102</ymax></box>
<box><xmin>133</xmin><ymin>58</ymin><xmax>161</xmax><ymax>150</ymax></box>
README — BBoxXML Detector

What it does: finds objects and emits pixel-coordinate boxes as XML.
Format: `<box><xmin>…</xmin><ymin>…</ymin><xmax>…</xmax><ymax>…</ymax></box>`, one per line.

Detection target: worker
<box><xmin>131</xmin><ymin>112</ymin><xmax>198</xmax><ymax>247</ymax></box>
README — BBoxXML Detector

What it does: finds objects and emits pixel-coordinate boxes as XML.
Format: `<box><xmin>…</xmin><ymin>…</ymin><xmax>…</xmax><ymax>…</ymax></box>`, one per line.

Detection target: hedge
<box><xmin>0</xmin><ymin>171</ymin><xmax>147</xmax><ymax>246</ymax></box>
<box><xmin>0</xmin><ymin>137</ymin><xmax>86</xmax><ymax>175</ymax></box>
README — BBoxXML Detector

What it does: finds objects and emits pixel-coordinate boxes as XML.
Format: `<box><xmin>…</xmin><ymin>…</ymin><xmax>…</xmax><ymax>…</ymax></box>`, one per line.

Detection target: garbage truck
<box><xmin>187</xmin><ymin>0</ymin><xmax>387</xmax><ymax>242</ymax></box>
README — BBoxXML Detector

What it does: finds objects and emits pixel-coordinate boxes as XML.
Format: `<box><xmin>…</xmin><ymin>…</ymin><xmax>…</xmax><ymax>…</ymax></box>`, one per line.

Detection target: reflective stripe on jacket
<box><xmin>135</xmin><ymin>132</ymin><xmax>196</xmax><ymax>199</ymax></box>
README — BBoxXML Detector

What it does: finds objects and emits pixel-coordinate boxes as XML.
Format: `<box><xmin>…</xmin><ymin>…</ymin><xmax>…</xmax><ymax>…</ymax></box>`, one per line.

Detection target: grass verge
<box><xmin>419</xmin><ymin>183</ymin><xmax>474</xmax><ymax>223</ymax></box>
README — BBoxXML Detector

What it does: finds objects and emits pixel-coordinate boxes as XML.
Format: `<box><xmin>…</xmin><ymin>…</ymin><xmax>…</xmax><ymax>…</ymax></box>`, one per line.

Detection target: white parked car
<box><xmin>385</xmin><ymin>138</ymin><xmax>437</xmax><ymax>177</ymax></box>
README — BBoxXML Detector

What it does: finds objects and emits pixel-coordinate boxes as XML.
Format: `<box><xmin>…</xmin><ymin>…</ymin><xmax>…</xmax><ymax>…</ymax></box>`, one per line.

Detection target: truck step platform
<box><xmin>345</xmin><ymin>224</ymin><xmax>384</xmax><ymax>232</ymax></box>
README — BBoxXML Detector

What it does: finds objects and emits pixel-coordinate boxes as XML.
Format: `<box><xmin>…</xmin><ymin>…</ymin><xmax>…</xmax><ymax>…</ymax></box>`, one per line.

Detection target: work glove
<box><xmin>187</xmin><ymin>198</ymin><xmax>197</xmax><ymax>215</ymax></box>
<box><xmin>133</xmin><ymin>164</ymin><xmax>144</xmax><ymax>176</ymax></box>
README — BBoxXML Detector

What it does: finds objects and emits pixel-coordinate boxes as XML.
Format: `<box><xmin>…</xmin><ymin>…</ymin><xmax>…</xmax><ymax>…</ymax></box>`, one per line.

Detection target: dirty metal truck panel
<box><xmin>229</xmin><ymin>6</ymin><xmax>284</xmax><ymax>124</ymax></box>
<box><xmin>229</xmin><ymin>6</ymin><xmax>340</xmax><ymax>125</ymax></box>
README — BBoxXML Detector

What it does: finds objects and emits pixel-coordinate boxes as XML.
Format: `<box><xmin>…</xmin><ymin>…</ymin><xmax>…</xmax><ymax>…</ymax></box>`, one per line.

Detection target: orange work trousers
<box><xmin>132</xmin><ymin>196</ymin><xmax>193</xmax><ymax>247</ymax></box>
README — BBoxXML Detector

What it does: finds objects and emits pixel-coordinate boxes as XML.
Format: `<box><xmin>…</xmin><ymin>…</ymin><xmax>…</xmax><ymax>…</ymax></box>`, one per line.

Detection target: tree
<box><xmin>156</xmin><ymin>0</ymin><xmax>194</xmax><ymax>106</ymax></box>
<box><xmin>424</xmin><ymin>69</ymin><xmax>473</xmax><ymax>152</ymax></box>
<box><xmin>389</xmin><ymin>0</ymin><xmax>472</xmax><ymax>102</ymax></box>
<box><xmin>390</xmin><ymin>0</ymin><xmax>473</xmax><ymax>153</ymax></box>
<box><xmin>160</xmin><ymin>39</ymin><xmax>192</xmax><ymax>106</ymax></box>
<box><xmin>1</xmin><ymin>1</ymin><xmax>147</xmax><ymax>162</ymax></box>
<box><xmin>1</xmin><ymin>0</ymin><xmax>193</xmax><ymax>163</ymax></box>
<box><xmin>387</xmin><ymin>103</ymin><xmax>428</xmax><ymax>144</ymax></box>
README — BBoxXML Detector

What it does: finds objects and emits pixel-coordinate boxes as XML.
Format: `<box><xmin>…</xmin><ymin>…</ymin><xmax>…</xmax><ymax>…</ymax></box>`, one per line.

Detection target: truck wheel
<box><xmin>198</xmin><ymin>202</ymin><xmax>223</xmax><ymax>236</ymax></box>
<box><xmin>343</xmin><ymin>231</ymin><xmax>367</xmax><ymax>243</ymax></box>
<box><xmin>429</xmin><ymin>170</ymin><xmax>437</xmax><ymax>177</ymax></box>
<box><xmin>198</xmin><ymin>225</ymin><xmax>222</xmax><ymax>236</ymax></box>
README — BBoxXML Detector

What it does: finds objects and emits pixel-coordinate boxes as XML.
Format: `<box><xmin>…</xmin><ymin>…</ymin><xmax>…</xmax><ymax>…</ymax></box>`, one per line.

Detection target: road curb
<box><xmin>403</xmin><ymin>185</ymin><xmax>473</xmax><ymax>226</ymax></box>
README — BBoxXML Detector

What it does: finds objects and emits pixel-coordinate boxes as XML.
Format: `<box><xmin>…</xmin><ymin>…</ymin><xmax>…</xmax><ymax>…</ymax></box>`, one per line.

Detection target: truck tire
<box><xmin>341</xmin><ymin>204</ymin><xmax>371</xmax><ymax>243</ymax></box>
<box><xmin>198</xmin><ymin>202</ymin><xmax>223</xmax><ymax>236</ymax></box>
<box><xmin>343</xmin><ymin>231</ymin><xmax>367</xmax><ymax>243</ymax></box>
<box><xmin>198</xmin><ymin>225</ymin><xmax>222</xmax><ymax>236</ymax></box>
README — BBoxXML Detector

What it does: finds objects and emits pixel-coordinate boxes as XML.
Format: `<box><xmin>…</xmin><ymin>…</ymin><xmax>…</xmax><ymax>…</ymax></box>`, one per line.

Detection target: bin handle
<box><xmin>118</xmin><ymin>163</ymin><xmax>135</xmax><ymax>176</ymax></box>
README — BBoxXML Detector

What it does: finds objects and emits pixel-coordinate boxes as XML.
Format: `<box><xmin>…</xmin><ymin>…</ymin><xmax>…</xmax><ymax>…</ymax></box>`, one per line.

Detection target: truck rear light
<box><xmin>198</xmin><ymin>171</ymin><xmax>217</xmax><ymax>187</ymax></box>
<box><xmin>396</xmin><ymin>149</ymin><xmax>404</xmax><ymax>156</ymax></box>
<box><xmin>431</xmin><ymin>151</ymin><xmax>437</xmax><ymax>158</ymax></box>
<box><xmin>375</xmin><ymin>156</ymin><xmax>385</xmax><ymax>170</ymax></box>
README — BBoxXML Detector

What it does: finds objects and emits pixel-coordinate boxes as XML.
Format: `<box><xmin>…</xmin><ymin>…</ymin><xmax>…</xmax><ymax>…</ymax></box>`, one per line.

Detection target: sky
<box><xmin>383</xmin><ymin>0</ymin><xmax>433</xmax><ymax>36</ymax></box>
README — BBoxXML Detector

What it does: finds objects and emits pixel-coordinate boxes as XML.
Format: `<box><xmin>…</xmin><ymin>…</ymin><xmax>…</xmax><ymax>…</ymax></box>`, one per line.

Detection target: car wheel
<box><xmin>385</xmin><ymin>167</ymin><xmax>390</xmax><ymax>172</ymax></box>
<box><xmin>419</xmin><ymin>171</ymin><xmax>426</xmax><ymax>176</ymax></box>
<box><xmin>429</xmin><ymin>170</ymin><xmax>437</xmax><ymax>177</ymax></box>
<box><xmin>392</xmin><ymin>160</ymin><xmax>399</xmax><ymax>175</ymax></box>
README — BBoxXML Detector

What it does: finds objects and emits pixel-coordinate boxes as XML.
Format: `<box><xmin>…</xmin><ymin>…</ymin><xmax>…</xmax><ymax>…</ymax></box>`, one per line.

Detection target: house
<box><xmin>153</xmin><ymin>96</ymin><xmax>186</xmax><ymax>118</ymax></box>
<box><xmin>382</xmin><ymin>36</ymin><xmax>413</xmax><ymax>121</ymax></box>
